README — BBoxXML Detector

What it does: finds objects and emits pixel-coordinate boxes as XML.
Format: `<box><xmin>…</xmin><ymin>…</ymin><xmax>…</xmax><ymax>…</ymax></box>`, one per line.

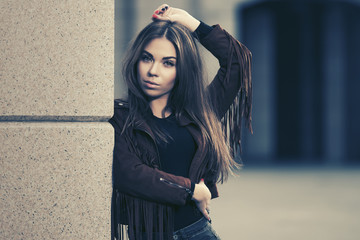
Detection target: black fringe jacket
<box><xmin>109</xmin><ymin>24</ymin><xmax>252</xmax><ymax>240</ymax></box>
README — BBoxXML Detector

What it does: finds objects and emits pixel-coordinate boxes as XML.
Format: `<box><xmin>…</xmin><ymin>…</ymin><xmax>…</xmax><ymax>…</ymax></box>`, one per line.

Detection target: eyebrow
<box><xmin>143</xmin><ymin>50</ymin><xmax>176</xmax><ymax>60</ymax></box>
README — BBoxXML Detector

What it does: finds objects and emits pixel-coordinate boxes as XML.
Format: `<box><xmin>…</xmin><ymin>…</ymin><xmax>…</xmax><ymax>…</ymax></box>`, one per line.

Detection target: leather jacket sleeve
<box><xmin>202</xmin><ymin>24</ymin><xmax>252</xmax><ymax>119</ymax></box>
<box><xmin>110</xmin><ymin>107</ymin><xmax>192</xmax><ymax>206</ymax></box>
<box><xmin>199</xmin><ymin>25</ymin><xmax>252</xmax><ymax>197</ymax></box>
<box><xmin>110</xmin><ymin>25</ymin><xmax>251</xmax><ymax>206</ymax></box>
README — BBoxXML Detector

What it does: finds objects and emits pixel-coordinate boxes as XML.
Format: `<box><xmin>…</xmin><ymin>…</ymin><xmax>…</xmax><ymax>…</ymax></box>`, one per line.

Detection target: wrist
<box><xmin>174</xmin><ymin>9</ymin><xmax>200</xmax><ymax>32</ymax></box>
<box><xmin>187</xmin><ymin>181</ymin><xmax>196</xmax><ymax>202</ymax></box>
<box><xmin>185</xmin><ymin>16</ymin><xmax>200</xmax><ymax>32</ymax></box>
<box><xmin>191</xmin><ymin>183</ymin><xmax>197</xmax><ymax>201</ymax></box>
<box><xmin>192</xmin><ymin>183</ymin><xmax>202</xmax><ymax>201</ymax></box>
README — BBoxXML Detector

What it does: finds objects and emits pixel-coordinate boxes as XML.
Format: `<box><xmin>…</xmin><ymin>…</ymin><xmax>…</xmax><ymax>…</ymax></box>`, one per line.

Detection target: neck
<box><xmin>149</xmin><ymin>96</ymin><xmax>171</xmax><ymax>118</ymax></box>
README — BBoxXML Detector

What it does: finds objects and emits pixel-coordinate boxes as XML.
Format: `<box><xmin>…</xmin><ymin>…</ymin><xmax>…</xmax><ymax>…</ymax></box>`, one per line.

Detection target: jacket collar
<box><xmin>115</xmin><ymin>99</ymin><xmax>195</xmax><ymax>127</ymax></box>
<box><xmin>177</xmin><ymin>112</ymin><xmax>195</xmax><ymax>127</ymax></box>
<box><xmin>132</xmin><ymin>111</ymin><xmax>197</xmax><ymax>144</ymax></box>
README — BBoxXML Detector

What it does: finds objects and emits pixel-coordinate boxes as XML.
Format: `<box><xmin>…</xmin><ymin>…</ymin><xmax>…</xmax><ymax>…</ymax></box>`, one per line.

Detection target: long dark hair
<box><xmin>122</xmin><ymin>20</ymin><xmax>237</xmax><ymax>183</ymax></box>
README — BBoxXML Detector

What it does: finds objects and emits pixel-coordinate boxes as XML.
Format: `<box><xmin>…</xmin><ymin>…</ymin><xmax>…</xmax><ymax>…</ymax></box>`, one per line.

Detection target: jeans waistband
<box><xmin>173</xmin><ymin>217</ymin><xmax>209</xmax><ymax>237</ymax></box>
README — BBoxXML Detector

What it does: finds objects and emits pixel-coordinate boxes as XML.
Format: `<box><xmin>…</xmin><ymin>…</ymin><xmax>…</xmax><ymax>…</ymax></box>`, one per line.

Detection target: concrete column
<box><xmin>0</xmin><ymin>1</ymin><xmax>114</xmax><ymax>239</ymax></box>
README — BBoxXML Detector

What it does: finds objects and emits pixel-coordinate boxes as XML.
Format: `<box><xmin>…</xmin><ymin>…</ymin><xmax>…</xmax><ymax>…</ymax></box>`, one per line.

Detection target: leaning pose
<box><xmin>109</xmin><ymin>4</ymin><xmax>252</xmax><ymax>240</ymax></box>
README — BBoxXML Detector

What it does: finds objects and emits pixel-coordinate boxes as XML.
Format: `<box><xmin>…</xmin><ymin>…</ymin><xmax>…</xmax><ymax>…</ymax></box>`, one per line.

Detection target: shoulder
<box><xmin>114</xmin><ymin>99</ymin><xmax>129</xmax><ymax>109</ymax></box>
<box><xmin>110</xmin><ymin>99</ymin><xmax>129</xmax><ymax>130</ymax></box>
<box><xmin>113</xmin><ymin>99</ymin><xmax>129</xmax><ymax>116</ymax></box>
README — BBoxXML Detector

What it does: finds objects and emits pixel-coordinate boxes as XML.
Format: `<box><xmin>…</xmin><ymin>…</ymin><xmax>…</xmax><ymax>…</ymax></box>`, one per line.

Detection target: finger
<box><xmin>152</xmin><ymin>12</ymin><xmax>160</xmax><ymax>20</ymax></box>
<box><xmin>160</xmin><ymin>4</ymin><xmax>169</xmax><ymax>12</ymax></box>
<box><xmin>206</xmin><ymin>200</ymin><xmax>211</xmax><ymax>214</ymax></box>
<box><xmin>152</xmin><ymin>7</ymin><xmax>171</xmax><ymax>21</ymax></box>
<box><xmin>201</xmin><ymin>207</ymin><xmax>210</xmax><ymax>220</ymax></box>
<box><xmin>152</xmin><ymin>13</ymin><xmax>168</xmax><ymax>21</ymax></box>
<box><xmin>201</xmin><ymin>202</ymin><xmax>211</xmax><ymax>220</ymax></box>
<box><xmin>151</xmin><ymin>4</ymin><xmax>163</xmax><ymax>19</ymax></box>
<box><xmin>206</xmin><ymin>208</ymin><xmax>210</xmax><ymax>215</ymax></box>
<box><xmin>156</xmin><ymin>4</ymin><xmax>170</xmax><ymax>15</ymax></box>
<box><xmin>152</xmin><ymin>10</ymin><xmax>165</xmax><ymax>20</ymax></box>
<box><xmin>203</xmin><ymin>207</ymin><xmax>212</xmax><ymax>223</ymax></box>
<box><xmin>152</xmin><ymin>13</ymin><xmax>172</xmax><ymax>22</ymax></box>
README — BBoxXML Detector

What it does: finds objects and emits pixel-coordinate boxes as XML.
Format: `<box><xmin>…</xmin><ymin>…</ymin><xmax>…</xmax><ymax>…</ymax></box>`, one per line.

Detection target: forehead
<box><xmin>144</xmin><ymin>37</ymin><xmax>176</xmax><ymax>58</ymax></box>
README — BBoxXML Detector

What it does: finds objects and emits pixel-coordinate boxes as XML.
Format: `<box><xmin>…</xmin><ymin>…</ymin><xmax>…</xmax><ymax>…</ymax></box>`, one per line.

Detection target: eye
<box><xmin>163</xmin><ymin>60</ymin><xmax>175</xmax><ymax>67</ymax></box>
<box><xmin>140</xmin><ymin>54</ymin><xmax>152</xmax><ymax>63</ymax></box>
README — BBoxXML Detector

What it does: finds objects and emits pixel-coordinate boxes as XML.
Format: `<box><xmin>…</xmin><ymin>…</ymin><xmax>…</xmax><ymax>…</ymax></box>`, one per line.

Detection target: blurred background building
<box><xmin>115</xmin><ymin>0</ymin><xmax>360</xmax><ymax>167</ymax></box>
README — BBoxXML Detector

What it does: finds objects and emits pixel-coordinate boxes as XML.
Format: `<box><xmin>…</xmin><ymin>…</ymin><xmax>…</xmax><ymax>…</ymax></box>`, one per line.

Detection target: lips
<box><xmin>143</xmin><ymin>80</ymin><xmax>159</xmax><ymax>88</ymax></box>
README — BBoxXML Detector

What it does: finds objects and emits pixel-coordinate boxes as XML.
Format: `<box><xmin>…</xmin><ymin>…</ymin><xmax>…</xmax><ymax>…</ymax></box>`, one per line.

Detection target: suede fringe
<box><xmin>221</xmin><ymin>30</ymin><xmax>253</xmax><ymax>156</ymax></box>
<box><xmin>112</xmin><ymin>189</ymin><xmax>174</xmax><ymax>240</ymax></box>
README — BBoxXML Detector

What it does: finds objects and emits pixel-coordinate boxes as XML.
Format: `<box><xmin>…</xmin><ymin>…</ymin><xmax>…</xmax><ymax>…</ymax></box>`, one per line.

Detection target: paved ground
<box><xmin>210</xmin><ymin>166</ymin><xmax>360</xmax><ymax>240</ymax></box>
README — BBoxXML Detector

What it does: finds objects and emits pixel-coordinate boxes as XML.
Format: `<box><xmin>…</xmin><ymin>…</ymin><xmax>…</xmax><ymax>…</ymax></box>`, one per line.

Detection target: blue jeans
<box><xmin>172</xmin><ymin>217</ymin><xmax>221</xmax><ymax>240</ymax></box>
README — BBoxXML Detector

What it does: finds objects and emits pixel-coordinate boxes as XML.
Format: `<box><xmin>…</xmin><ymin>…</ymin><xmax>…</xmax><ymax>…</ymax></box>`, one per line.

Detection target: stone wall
<box><xmin>0</xmin><ymin>1</ymin><xmax>114</xmax><ymax>239</ymax></box>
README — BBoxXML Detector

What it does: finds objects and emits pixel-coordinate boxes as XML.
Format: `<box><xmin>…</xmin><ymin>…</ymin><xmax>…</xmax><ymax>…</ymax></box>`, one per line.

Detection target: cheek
<box><xmin>165</xmin><ymin>69</ymin><xmax>177</xmax><ymax>87</ymax></box>
<box><xmin>137</xmin><ymin>62</ymin><xmax>146</xmax><ymax>78</ymax></box>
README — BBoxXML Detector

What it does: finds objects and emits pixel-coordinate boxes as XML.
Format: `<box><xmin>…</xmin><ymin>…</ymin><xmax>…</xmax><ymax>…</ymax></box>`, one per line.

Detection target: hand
<box><xmin>152</xmin><ymin>4</ymin><xmax>200</xmax><ymax>32</ymax></box>
<box><xmin>192</xmin><ymin>179</ymin><xmax>212</xmax><ymax>221</ymax></box>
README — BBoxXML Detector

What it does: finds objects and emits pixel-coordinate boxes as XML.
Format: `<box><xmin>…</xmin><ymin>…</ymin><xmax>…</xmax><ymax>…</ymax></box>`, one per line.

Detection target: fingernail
<box><xmin>165</xmin><ymin>6</ymin><xmax>168</xmax><ymax>10</ymax></box>
<box><xmin>155</xmin><ymin>10</ymin><xmax>160</xmax><ymax>14</ymax></box>
<box><xmin>152</xmin><ymin>14</ymin><xmax>158</xmax><ymax>19</ymax></box>
<box><xmin>161</xmin><ymin>7</ymin><xmax>165</xmax><ymax>11</ymax></box>
<box><xmin>208</xmin><ymin>217</ymin><xmax>212</xmax><ymax>224</ymax></box>
<box><xmin>201</xmin><ymin>178</ymin><xmax>204</xmax><ymax>181</ymax></box>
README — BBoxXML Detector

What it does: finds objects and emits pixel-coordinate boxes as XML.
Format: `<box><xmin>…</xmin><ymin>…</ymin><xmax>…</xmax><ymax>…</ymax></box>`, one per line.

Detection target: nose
<box><xmin>148</xmin><ymin>62</ymin><xmax>159</xmax><ymax>77</ymax></box>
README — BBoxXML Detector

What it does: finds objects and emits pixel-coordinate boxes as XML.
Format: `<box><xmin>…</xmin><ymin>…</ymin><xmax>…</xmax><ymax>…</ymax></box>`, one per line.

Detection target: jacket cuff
<box><xmin>186</xmin><ymin>181</ymin><xmax>196</xmax><ymax>202</ymax></box>
<box><xmin>193</xmin><ymin>21</ymin><xmax>214</xmax><ymax>41</ymax></box>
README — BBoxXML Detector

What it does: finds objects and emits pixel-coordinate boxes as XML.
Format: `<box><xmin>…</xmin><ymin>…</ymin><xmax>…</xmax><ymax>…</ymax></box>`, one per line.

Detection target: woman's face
<box><xmin>137</xmin><ymin>37</ymin><xmax>177</xmax><ymax>101</ymax></box>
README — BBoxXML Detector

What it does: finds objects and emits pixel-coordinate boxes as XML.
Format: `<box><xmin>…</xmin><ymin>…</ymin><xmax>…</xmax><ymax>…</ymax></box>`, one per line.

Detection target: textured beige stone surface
<box><xmin>0</xmin><ymin>122</ymin><xmax>114</xmax><ymax>239</ymax></box>
<box><xmin>0</xmin><ymin>1</ymin><xmax>114</xmax><ymax>118</ymax></box>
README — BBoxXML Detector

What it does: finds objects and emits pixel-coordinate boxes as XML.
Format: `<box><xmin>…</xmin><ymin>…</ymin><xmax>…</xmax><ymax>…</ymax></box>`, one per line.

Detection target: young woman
<box><xmin>110</xmin><ymin>4</ymin><xmax>252</xmax><ymax>240</ymax></box>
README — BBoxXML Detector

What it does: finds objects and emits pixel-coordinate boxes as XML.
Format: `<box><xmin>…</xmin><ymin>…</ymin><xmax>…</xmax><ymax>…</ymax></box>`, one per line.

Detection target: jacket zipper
<box><xmin>136</xmin><ymin>126</ymin><xmax>192</xmax><ymax>195</ymax></box>
<box><xmin>140</xmin><ymin>128</ymin><xmax>192</xmax><ymax>195</ymax></box>
<box><xmin>159</xmin><ymin>177</ymin><xmax>193</xmax><ymax>195</ymax></box>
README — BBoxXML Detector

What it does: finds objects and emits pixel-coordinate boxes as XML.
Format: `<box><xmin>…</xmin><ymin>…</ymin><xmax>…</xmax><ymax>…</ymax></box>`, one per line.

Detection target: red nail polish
<box><xmin>152</xmin><ymin>14</ymin><xmax>158</xmax><ymax>19</ymax></box>
<box><xmin>155</xmin><ymin>10</ymin><xmax>159</xmax><ymax>14</ymax></box>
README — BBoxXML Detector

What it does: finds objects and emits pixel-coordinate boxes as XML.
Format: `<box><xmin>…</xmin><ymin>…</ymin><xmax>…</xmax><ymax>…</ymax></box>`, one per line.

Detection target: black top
<box><xmin>153</xmin><ymin>22</ymin><xmax>214</xmax><ymax>231</ymax></box>
<box><xmin>152</xmin><ymin>114</ymin><xmax>202</xmax><ymax>230</ymax></box>
<box><xmin>155</xmin><ymin>115</ymin><xmax>196</xmax><ymax>177</ymax></box>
